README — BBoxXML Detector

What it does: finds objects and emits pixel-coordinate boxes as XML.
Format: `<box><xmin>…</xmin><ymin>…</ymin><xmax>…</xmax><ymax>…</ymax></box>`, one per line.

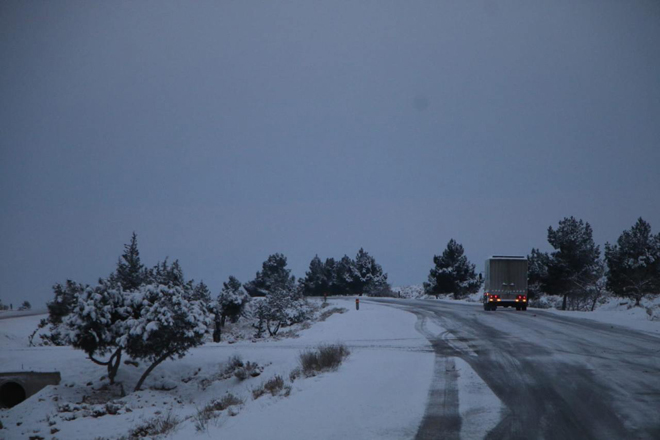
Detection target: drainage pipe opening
<box><xmin>0</xmin><ymin>381</ymin><xmax>26</xmax><ymax>408</ymax></box>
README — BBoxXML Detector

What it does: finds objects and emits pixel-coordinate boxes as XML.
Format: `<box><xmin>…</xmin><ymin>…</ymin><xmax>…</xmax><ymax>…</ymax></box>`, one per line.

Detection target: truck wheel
<box><xmin>522</xmin><ymin>305</ymin><xmax>527</xmax><ymax>311</ymax></box>
<box><xmin>492</xmin><ymin>305</ymin><xmax>497</xmax><ymax>311</ymax></box>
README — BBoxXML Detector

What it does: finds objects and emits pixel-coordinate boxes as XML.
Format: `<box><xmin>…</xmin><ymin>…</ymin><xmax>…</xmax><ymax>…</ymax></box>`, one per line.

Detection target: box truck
<box><xmin>483</xmin><ymin>256</ymin><xmax>528</xmax><ymax>311</ymax></box>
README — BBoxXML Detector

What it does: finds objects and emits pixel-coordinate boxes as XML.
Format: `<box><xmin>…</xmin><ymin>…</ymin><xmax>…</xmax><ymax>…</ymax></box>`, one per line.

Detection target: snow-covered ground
<box><xmin>539</xmin><ymin>296</ymin><xmax>660</xmax><ymax>336</ymax></box>
<box><xmin>4</xmin><ymin>294</ymin><xmax>657</xmax><ymax>439</ymax></box>
<box><xmin>0</xmin><ymin>299</ymin><xmax>438</xmax><ymax>440</ymax></box>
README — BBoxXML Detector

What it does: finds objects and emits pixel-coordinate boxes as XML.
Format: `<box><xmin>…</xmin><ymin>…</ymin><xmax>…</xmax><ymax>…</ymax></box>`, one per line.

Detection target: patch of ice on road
<box><xmin>454</xmin><ymin>357</ymin><xmax>503</xmax><ymax>439</ymax></box>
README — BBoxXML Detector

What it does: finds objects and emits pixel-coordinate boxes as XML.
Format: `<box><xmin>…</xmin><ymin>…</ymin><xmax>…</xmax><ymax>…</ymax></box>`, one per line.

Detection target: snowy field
<box><xmin>0</xmin><ymin>299</ymin><xmax>437</xmax><ymax>440</ymax></box>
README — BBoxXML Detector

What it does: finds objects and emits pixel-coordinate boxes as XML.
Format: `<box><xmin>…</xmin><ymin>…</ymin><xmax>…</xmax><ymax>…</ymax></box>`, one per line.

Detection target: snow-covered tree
<box><xmin>212</xmin><ymin>276</ymin><xmax>250</xmax><ymax>342</ymax></box>
<box><xmin>253</xmin><ymin>286</ymin><xmax>308</xmax><ymax>337</ymax></box>
<box><xmin>545</xmin><ymin>217</ymin><xmax>603</xmax><ymax>310</ymax></box>
<box><xmin>352</xmin><ymin>248</ymin><xmax>390</xmax><ymax>296</ymax></box>
<box><xmin>145</xmin><ymin>259</ymin><xmax>186</xmax><ymax>289</ymax></box>
<box><xmin>605</xmin><ymin>218</ymin><xmax>660</xmax><ymax>305</ymax></box>
<box><xmin>190</xmin><ymin>280</ymin><xmax>212</xmax><ymax>303</ymax></box>
<box><xmin>423</xmin><ymin>239</ymin><xmax>482</xmax><ymax>299</ymax></box>
<box><xmin>63</xmin><ymin>281</ymin><xmax>128</xmax><ymax>384</ymax></box>
<box><xmin>244</xmin><ymin>254</ymin><xmax>296</xmax><ymax>297</ymax></box>
<box><xmin>122</xmin><ymin>285</ymin><xmax>211</xmax><ymax>391</ymax></box>
<box><xmin>334</xmin><ymin>255</ymin><xmax>359</xmax><ymax>295</ymax></box>
<box><xmin>47</xmin><ymin>280</ymin><xmax>87</xmax><ymax>325</ymax></box>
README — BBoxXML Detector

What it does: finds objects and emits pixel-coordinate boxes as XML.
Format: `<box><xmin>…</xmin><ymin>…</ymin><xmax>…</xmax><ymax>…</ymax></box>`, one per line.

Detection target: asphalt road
<box><xmin>369</xmin><ymin>299</ymin><xmax>660</xmax><ymax>440</ymax></box>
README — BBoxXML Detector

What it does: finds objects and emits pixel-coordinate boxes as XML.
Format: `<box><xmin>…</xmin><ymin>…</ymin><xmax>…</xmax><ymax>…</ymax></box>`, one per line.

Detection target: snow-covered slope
<box><xmin>0</xmin><ymin>300</ymin><xmax>435</xmax><ymax>440</ymax></box>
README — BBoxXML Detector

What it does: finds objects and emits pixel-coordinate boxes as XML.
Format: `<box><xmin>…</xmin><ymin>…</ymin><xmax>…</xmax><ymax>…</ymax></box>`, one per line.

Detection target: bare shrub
<box><xmin>252</xmin><ymin>386</ymin><xmax>266</xmax><ymax>400</ymax></box>
<box><xmin>252</xmin><ymin>375</ymin><xmax>285</xmax><ymax>399</ymax></box>
<box><xmin>194</xmin><ymin>393</ymin><xmax>243</xmax><ymax>432</ymax></box>
<box><xmin>289</xmin><ymin>367</ymin><xmax>301</xmax><ymax>382</ymax></box>
<box><xmin>318</xmin><ymin>307</ymin><xmax>347</xmax><ymax>322</ymax></box>
<box><xmin>225</xmin><ymin>355</ymin><xmax>244</xmax><ymax>372</ymax></box>
<box><xmin>300</xmin><ymin>344</ymin><xmax>350</xmax><ymax>376</ymax></box>
<box><xmin>234</xmin><ymin>361</ymin><xmax>262</xmax><ymax>381</ymax></box>
<box><xmin>128</xmin><ymin>412</ymin><xmax>179</xmax><ymax>438</ymax></box>
<box><xmin>264</xmin><ymin>375</ymin><xmax>284</xmax><ymax>395</ymax></box>
<box><xmin>193</xmin><ymin>406</ymin><xmax>215</xmax><ymax>432</ymax></box>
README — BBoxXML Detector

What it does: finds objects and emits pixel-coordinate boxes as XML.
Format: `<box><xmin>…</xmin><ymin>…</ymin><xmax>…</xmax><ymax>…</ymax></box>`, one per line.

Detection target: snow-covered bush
<box><xmin>122</xmin><ymin>284</ymin><xmax>211</xmax><ymax>391</ymax></box>
<box><xmin>253</xmin><ymin>287</ymin><xmax>312</xmax><ymax>337</ymax></box>
<box><xmin>393</xmin><ymin>285</ymin><xmax>425</xmax><ymax>299</ymax></box>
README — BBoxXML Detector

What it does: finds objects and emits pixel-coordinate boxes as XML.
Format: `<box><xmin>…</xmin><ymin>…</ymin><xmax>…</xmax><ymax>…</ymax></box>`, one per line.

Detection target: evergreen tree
<box><xmin>545</xmin><ymin>217</ymin><xmax>603</xmax><ymax>310</ymax></box>
<box><xmin>115</xmin><ymin>233</ymin><xmax>145</xmax><ymax>291</ymax></box>
<box><xmin>423</xmin><ymin>239</ymin><xmax>482</xmax><ymax>299</ymax></box>
<box><xmin>144</xmin><ymin>258</ymin><xmax>192</xmax><ymax>296</ymax></box>
<box><xmin>47</xmin><ymin>280</ymin><xmax>88</xmax><ymax>325</ymax></box>
<box><xmin>190</xmin><ymin>280</ymin><xmax>212</xmax><ymax>303</ymax></box>
<box><xmin>605</xmin><ymin>218</ymin><xmax>660</xmax><ymax>305</ymax></box>
<box><xmin>122</xmin><ymin>284</ymin><xmax>211</xmax><ymax>391</ymax></box>
<box><xmin>64</xmin><ymin>280</ymin><xmax>127</xmax><ymax>384</ymax></box>
<box><xmin>18</xmin><ymin>301</ymin><xmax>31</xmax><ymax>311</ymax></box>
<box><xmin>352</xmin><ymin>248</ymin><xmax>390</xmax><ymax>296</ymax></box>
<box><xmin>323</xmin><ymin>258</ymin><xmax>340</xmax><ymax>295</ymax></box>
<box><xmin>527</xmin><ymin>248</ymin><xmax>551</xmax><ymax>300</ymax></box>
<box><xmin>334</xmin><ymin>255</ymin><xmax>359</xmax><ymax>295</ymax></box>
<box><xmin>213</xmin><ymin>276</ymin><xmax>251</xmax><ymax>342</ymax></box>
<box><xmin>300</xmin><ymin>255</ymin><xmax>329</xmax><ymax>296</ymax></box>
<box><xmin>244</xmin><ymin>253</ymin><xmax>296</xmax><ymax>297</ymax></box>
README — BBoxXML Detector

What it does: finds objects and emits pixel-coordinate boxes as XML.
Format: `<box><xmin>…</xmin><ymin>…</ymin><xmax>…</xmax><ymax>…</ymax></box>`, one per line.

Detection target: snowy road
<box><xmin>368</xmin><ymin>298</ymin><xmax>660</xmax><ymax>440</ymax></box>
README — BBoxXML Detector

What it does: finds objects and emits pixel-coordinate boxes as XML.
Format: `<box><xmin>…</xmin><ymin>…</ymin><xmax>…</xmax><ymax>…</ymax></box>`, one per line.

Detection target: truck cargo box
<box><xmin>484</xmin><ymin>256</ymin><xmax>528</xmax><ymax>311</ymax></box>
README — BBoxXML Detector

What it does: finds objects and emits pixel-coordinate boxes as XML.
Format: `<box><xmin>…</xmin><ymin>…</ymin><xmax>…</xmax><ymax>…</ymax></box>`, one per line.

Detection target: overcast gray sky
<box><xmin>1</xmin><ymin>0</ymin><xmax>659</xmax><ymax>307</ymax></box>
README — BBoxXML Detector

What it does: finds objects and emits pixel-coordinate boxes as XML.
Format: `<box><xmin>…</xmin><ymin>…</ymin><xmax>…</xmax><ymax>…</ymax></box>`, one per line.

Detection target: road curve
<box><xmin>368</xmin><ymin>298</ymin><xmax>660</xmax><ymax>440</ymax></box>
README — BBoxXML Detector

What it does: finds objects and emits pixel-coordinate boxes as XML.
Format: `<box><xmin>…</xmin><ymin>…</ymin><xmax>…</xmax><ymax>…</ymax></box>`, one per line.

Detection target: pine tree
<box><xmin>190</xmin><ymin>281</ymin><xmax>212</xmax><ymax>303</ymax></box>
<box><xmin>115</xmin><ymin>233</ymin><xmax>144</xmax><ymax>291</ymax></box>
<box><xmin>64</xmin><ymin>280</ymin><xmax>127</xmax><ymax>384</ymax></box>
<box><xmin>213</xmin><ymin>276</ymin><xmax>251</xmax><ymax>342</ymax></box>
<box><xmin>47</xmin><ymin>280</ymin><xmax>88</xmax><ymax>324</ymax></box>
<box><xmin>300</xmin><ymin>255</ymin><xmax>329</xmax><ymax>296</ymax></box>
<box><xmin>605</xmin><ymin>218</ymin><xmax>660</xmax><ymax>305</ymax></box>
<box><xmin>334</xmin><ymin>255</ymin><xmax>358</xmax><ymax>295</ymax></box>
<box><xmin>545</xmin><ymin>217</ymin><xmax>603</xmax><ymax>310</ymax></box>
<box><xmin>527</xmin><ymin>248</ymin><xmax>551</xmax><ymax>300</ymax></box>
<box><xmin>244</xmin><ymin>253</ymin><xmax>296</xmax><ymax>297</ymax></box>
<box><xmin>423</xmin><ymin>239</ymin><xmax>482</xmax><ymax>299</ymax></box>
<box><xmin>353</xmin><ymin>248</ymin><xmax>390</xmax><ymax>296</ymax></box>
<box><xmin>122</xmin><ymin>284</ymin><xmax>211</xmax><ymax>391</ymax></box>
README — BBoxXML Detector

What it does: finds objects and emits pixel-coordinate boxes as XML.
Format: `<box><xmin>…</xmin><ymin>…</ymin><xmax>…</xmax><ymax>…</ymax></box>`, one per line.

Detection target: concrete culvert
<box><xmin>0</xmin><ymin>381</ymin><xmax>26</xmax><ymax>408</ymax></box>
<box><xmin>0</xmin><ymin>372</ymin><xmax>60</xmax><ymax>408</ymax></box>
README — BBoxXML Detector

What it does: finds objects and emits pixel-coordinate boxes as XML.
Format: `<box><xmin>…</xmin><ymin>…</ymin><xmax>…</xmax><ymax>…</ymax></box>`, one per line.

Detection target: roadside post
<box><xmin>355</xmin><ymin>298</ymin><xmax>359</xmax><ymax>310</ymax></box>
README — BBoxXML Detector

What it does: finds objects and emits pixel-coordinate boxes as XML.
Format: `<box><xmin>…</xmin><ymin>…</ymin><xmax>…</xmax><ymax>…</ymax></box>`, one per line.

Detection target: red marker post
<box><xmin>355</xmin><ymin>298</ymin><xmax>360</xmax><ymax>311</ymax></box>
